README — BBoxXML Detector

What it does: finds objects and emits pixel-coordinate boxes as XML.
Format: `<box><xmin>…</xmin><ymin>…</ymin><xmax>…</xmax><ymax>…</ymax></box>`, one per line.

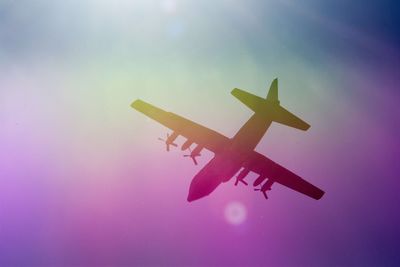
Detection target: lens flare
<box><xmin>224</xmin><ymin>201</ymin><xmax>247</xmax><ymax>225</ymax></box>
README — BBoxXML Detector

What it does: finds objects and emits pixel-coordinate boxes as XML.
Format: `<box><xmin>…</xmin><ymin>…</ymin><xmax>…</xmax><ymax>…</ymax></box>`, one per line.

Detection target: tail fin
<box><xmin>266</xmin><ymin>78</ymin><xmax>279</xmax><ymax>103</ymax></box>
<box><xmin>231</xmin><ymin>79</ymin><xmax>310</xmax><ymax>131</ymax></box>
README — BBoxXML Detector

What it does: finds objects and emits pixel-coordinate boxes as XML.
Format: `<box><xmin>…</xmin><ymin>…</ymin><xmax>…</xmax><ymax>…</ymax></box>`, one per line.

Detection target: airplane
<box><xmin>131</xmin><ymin>79</ymin><xmax>324</xmax><ymax>202</ymax></box>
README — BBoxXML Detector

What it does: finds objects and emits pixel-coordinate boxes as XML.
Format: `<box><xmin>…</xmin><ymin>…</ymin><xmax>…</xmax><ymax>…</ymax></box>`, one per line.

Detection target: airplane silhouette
<box><xmin>131</xmin><ymin>79</ymin><xmax>324</xmax><ymax>202</ymax></box>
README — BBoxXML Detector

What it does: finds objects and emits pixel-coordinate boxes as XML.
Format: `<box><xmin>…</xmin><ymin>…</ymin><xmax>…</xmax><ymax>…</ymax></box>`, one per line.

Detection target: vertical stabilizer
<box><xmin>266</xmin><ymin>78</ymin><xmax>279</xmax><ymax>103</ymax></box>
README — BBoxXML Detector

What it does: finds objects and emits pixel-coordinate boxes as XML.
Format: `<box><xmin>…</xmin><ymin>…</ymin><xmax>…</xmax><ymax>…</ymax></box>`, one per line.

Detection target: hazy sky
<box><xmin>1</xmin><ymin>1</ymin><xmax>400</xmax><ymax>266</ymax></box>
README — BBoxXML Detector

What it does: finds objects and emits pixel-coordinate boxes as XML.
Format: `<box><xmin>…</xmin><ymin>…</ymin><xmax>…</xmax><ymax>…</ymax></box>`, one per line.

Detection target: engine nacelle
<box><xmin>159</xmin><ymin>132</ymin><xmax>179</xmax><ymax>151</ymax></box>
<box><xmin>235</xmin><ymin>168</ymin><xmax>250</xmax><ymax>186</ymax></box>
<box><xmin>261</xmin><ymin>179</ymin><xmax>274</xmax><ymax>191</ymax></box>
<box><xmin>184</xmin><ymin>145</ymin><xmax>203</xmax><ymax>165</ymax></box>
<box><xmin>166</xmin><ymin>132</ymin><xmax>179</xmax><ymax>144</ymax></box>
<box><xmin>191</xmin><ymin>145</ymin><xmax>203</xmax><ymax>156</ymax></box>
<box><xmin>253</xmin><ymin>175</ymin><xmax>268</xmax><ymax>187</ymax></box>
<box><xmin>181</xmin><ymin>140</ymin><xmax>193</xmax><ymax>151</ymax></box>
<box><xmin>254</xmin><ymin>179</ymin><xmax>274</xmax><ymax>200</ymax></box>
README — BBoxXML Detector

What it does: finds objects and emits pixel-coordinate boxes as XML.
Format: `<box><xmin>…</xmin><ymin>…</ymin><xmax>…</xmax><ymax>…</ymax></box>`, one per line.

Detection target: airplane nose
<box><xmin>187</xmin><ymin>194</ymin><xmax>195</xmax><ymax>202</ymax></box>
<box><xmin>186</xmin><ymin>166</ymin><xmax>224</xmax><ymax>202</ymax></box>
<box><xmin>187</xmin><ymin>191</ymin><xmax>202</xmax><ymax>202</ymax></box>
<box><xmin>187</xmin><ymin>180</ymin><xmax>221</xmax><ymax>202</ymax></box>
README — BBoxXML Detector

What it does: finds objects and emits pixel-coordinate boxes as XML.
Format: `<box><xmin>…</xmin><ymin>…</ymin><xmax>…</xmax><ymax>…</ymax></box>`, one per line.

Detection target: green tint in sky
<box><xmin>1</xmin><ymin>0</ymin><xmax>400</xmax><ymax>266</ymax></box>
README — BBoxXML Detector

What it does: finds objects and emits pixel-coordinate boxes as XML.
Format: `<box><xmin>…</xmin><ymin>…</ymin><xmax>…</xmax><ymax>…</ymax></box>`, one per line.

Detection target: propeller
<box><xmin>158</xmin><ymin>133</ymin><xmax>178</xmax><ymax>151</ymax></box>
<box><xmin>234</xmin><ymin>169</ymin><xmax>249</xmax><ymax>186</ymax></box>
<box><xmin>254</xmin><ymin>179</ymin><xmax>274</xmax><ymax>199</ymax></box>
<box><xmin>183</xmin><ymin>147</ymin><xmax>201</xmax><ymax>165</ymax></box>
<box><xmin>234</xmin><ymin>176</ymin><xmax>248</xmax><ymax>186</ymax></box>
<box><xmin>254</xmin><ymin>188</ymin><xmax>269</xmax><ymax>199</ymax></box>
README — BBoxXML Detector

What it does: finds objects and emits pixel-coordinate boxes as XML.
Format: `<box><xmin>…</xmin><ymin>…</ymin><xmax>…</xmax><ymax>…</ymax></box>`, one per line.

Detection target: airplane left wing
<box><xmin>131</xmin><ymin>99</ymin><xmax>230</xmax><ymax>153</ymax></box>
<box><xmin>245</xmin><ymin>152</ymin><xmax>325</xmax><ymax>200</ymax></box>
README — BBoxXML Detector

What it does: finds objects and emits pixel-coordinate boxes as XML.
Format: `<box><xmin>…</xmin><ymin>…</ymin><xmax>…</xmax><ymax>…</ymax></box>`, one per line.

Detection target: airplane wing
<box><xmin>131</xmin><ymin>99</ymin><xmax>230</xmax><ymax>153</ymax></box>
<box><xmin>245</xmin><ymin>152</ymin><xmax>324</xmax><ymax>200</ymax></box>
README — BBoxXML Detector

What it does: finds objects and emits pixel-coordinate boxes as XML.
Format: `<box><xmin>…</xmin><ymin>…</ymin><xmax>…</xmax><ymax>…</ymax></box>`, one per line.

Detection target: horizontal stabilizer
<box><xmin>231</xmin><ymin>88</ymin><xmax>266</xmax><ymax>113</ymax></box>
<box><xmin>231</xmin><ymin>79</ymin><xmax>310</xmax><ymax>131</ymax></box>
<box><xmin>274</xmin><ymin>105</ymin><xmax>310</xmax><ymax>131</ymax></box>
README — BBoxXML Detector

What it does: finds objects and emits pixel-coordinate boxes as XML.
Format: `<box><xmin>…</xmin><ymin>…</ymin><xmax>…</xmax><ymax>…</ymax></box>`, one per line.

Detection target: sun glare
<box><xmin>224</xmin><ymin>201</ymin><xmax>247</xmax><ymax>225</ymax></box>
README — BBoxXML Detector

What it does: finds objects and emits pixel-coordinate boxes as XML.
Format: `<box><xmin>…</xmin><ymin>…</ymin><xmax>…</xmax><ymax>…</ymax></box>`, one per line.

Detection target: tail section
<box><xmin>266</xmin><ymin>78</ymin><xmax>279</xmax><ymax>103</ymax></box>
<box><xmin>273</xmin><ymin>105</ymin><xmax>310</xmax><ymax>131</ymax></box>
<box><xmin>231</xmin><ymin>79</ymin><xmax>310</xmax><ymax>131</ymax></box>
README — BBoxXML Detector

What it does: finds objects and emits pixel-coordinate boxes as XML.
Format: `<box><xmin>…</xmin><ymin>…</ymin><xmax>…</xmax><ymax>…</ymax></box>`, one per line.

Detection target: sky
<box><xmin>1</xmin><ymin>0</ymin><xmax>400</xmax><ymax>266</ymax></box>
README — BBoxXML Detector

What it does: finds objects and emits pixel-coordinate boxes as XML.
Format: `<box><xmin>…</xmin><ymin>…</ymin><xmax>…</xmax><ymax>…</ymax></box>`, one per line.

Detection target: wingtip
<box><xmin>130</xmin><ymin>99</ymin><xmax>142</xmax><ymax>110</ymax></box>
<box><xmin>315</xmin><ymin>190</ymin><xmax>325</xmax><ymax>200</ymax></box>
<box><xmin>231</xmin><ymin>88</ymin><xmax>240</xmax><ymax>95</ymax></box>
<box><xmin>271</xmin><ymin>78</ymin><xmax>278</xmax><ymax>87</ymax></box>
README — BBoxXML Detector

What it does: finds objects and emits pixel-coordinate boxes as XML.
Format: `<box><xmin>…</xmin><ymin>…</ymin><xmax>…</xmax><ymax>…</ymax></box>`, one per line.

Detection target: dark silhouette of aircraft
<box><xmin>131</xmin><ymin>79</ymin><xmax>324</xmax><ymax>202</ymax></box>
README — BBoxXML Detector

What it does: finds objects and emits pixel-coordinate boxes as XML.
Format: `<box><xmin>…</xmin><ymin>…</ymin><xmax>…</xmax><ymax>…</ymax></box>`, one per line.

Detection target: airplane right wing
<box><xmin>131</xmin><ymin>99</ymin><xmax>230</xmax><ymax>153</ymax></box>
<box><xmin>245</xmin><ymin>151</ymin><xmax>324</xmax><ymax>200</ymax></box>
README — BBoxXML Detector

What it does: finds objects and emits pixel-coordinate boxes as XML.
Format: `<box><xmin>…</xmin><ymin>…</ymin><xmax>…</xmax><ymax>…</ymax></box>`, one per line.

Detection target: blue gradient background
<box><xmin>1</xmin><ymin>0</ymin><xmax>400</xmax><ymax>266</ymax></box>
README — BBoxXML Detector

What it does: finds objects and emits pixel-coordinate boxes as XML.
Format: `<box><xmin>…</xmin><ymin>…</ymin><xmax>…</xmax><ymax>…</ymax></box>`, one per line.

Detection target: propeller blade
<box><xmin>254</xmin><ymin>188</ymin><xmax>268</xmax><ymax>199</ymax></box>
<box><xmin>158</xmin><ymin>133</ymin><xmax>178</xmax><ymax>152</ymax></box>
<box><xmin>183</xmin><ymin>154</ymin><xmax>199</xmax><ymax>165</ymax></box>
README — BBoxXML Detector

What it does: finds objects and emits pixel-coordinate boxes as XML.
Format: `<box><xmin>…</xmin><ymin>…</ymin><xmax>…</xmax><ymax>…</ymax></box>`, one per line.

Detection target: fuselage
<box><xmin>132</xmin><ymin>79</ymin><xmax>323</xmax><ymax>202</ymax></box>
<box><xmin>187</xmin><ymin>113</ymin><xmax>273</xmax><ymax>201</ymax></box>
